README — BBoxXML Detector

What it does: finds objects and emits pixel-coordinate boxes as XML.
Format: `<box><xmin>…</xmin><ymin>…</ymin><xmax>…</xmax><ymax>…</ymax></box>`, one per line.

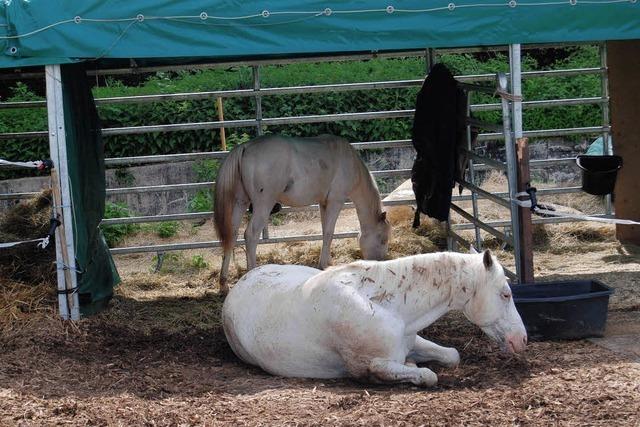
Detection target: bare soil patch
<box><xmin>1</xmin><ymin>189</ymin><xmax>640</xmax><ymax>425</ymax></box>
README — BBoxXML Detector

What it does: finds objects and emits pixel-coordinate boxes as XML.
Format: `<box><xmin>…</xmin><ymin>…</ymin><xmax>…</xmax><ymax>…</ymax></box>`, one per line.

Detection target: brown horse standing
<box><xmin>214</xmin><ymin>134</ymin><xmax>391</xmax><ymax>294</ymax></box>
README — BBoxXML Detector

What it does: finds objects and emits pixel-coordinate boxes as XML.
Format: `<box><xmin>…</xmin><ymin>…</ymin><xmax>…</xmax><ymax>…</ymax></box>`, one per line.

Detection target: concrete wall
<box><xmin>0</xmin><ymin>161</ymin><xmax>201</xmax><ymax>216</ymax></box>
<box><xmin>607</xmin><ymin>40</ymin><xmax>640</xmax><ymax>244</ymax></box>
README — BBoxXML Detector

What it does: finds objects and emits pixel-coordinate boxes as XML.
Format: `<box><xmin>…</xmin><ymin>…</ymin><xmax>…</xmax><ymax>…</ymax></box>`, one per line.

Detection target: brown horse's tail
<box><xmin>214</xmin><ymin>145</ymin><xmax>246</xmax><ymax>253</ymax></box>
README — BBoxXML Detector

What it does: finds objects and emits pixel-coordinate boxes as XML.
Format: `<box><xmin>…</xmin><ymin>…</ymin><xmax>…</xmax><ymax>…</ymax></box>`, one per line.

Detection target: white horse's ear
<box><xmin>483</xmin><ymin>249</ymin><xmax>494</xmax><ymax>269</ymax></box>
<box><xmin>469</xmin><ymin>245</ymin><xmax>478</xmax><ymax>254</ymax></box>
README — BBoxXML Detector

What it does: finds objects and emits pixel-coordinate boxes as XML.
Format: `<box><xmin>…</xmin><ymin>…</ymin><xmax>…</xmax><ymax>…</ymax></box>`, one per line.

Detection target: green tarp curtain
<box><xmin>2</xmin><ymin>1</ymin><xmax>640</xmax><ymax>69</ymax></box>
<box><xmin>60</xmin><ymin>63</ymin><xmax>120</xmax><ymax>315</ymax></box>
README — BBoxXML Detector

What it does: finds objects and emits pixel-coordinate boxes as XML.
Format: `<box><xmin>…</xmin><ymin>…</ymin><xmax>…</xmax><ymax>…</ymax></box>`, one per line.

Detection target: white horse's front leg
<box><xmin>368</xmin><ymin>358</ymin><xmax>438</xmax><ymax>387</ymax></box>
<box><xmin>319</xmin><ymin>201</ymin><xmax>343</xmax><ymax>269</ymax></box>
<box><xmin>409</xmin><ymin>335</ymin><xmax>460</xmax><ymax>367</ymax></box>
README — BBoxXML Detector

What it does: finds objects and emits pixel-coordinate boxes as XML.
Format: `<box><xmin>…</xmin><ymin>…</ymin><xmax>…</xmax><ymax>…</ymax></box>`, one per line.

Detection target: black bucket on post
<box><xmin>576</xmin><ymin>155</ymin><xmax>623</xmax><ymax>195</ymax></box>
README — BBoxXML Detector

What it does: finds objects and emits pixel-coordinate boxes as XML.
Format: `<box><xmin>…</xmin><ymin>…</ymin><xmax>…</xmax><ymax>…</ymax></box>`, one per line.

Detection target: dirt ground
<box><xmin>2</xmin><ymin>206</ymin><xmax>640</xmax><ymax>425</ymax></box>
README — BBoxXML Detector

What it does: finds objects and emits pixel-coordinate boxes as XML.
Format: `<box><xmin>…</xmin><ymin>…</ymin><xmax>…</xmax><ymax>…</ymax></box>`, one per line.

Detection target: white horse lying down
<box><xmin>222</xmin><ymin>250</ymin><xmax>527</xmax><ymax>386</ymax></box>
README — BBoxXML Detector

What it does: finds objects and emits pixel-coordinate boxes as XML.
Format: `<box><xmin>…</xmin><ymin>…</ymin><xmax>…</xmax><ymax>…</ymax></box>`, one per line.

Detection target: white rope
<box><xmin>532</xmin><ymin>207</ymin><xmax>640</xmax><ymax>225</ymax></box>
<box><xmin>1</xmin><ymin>1</ymin><xmax>637</xmax><ymax>40</ymax></box>
<box><xmin>511</xmin><ymin>192</ymin><xmax>640</xmax><ymax>225</ymax></box>
<box><xmin>495</xmin><ymin>88</ymin><xmax>523</xmax><ymax>102</ymax></box>
<box><xmin>0</xmin><ymin>158</ymin><xmax>44</xmax><ymax>169</ymax></box>
<box><xmin>0</xmin><ymin>237</ymin><xmax>49</xmax><ymax>249</ymax></box>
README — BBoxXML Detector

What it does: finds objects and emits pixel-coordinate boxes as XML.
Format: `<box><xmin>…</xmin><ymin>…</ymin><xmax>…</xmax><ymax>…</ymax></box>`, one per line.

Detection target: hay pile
<box><xmin>228</xmin><ymin>209</ymin><xmax>448</xmax><ymax>282</ymax></box>
<box><xmin>0</xmin><ymin>191</ymin><xmax>57</xmax><ymax>334</ymax></box>
<box><xmin>451</xmin><ymin>171</ymin><xmax>616</xmax><ymax>253</ymax></box>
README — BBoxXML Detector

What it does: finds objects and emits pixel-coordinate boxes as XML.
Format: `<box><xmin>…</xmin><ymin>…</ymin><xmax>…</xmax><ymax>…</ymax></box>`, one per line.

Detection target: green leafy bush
<box><xmin>191</xmin><ymin>254</ymin><xmax>208</xmax><ymax>269</ymax></box>
<box><xmin>101</xmin><ymin>202</ymin><xmax>140</xmax><ymax>247</ymax></box>
<box><xmin>1</xmin><ymin>47</ymin><xmax>603</xmax><ymax>163</ymax></box>
<box><xmin>154</xmin><ymin>221</ymin><xmax>180</xmax><ymax>238</ymax></box>
<box><xmin>187</xmin><ymin>159</ymin><xmax>219</xmax><ymax>213</ymax></box>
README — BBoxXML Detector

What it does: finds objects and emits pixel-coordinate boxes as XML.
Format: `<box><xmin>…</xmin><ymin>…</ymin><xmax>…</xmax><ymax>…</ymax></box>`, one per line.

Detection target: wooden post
<box><xmin>50</xmin><ymin>168</ymin><xmax>78</xmax><ymax>317</ymax></box>
<box><xmin>516</xmin><ymin>137</ymin><xmax>534</xmax><ymax>283</ymax></box>
<box><xmin>216</xmin><ymin>97</ymin><xmax>226</xmax><ymax>151</ymax></box>
<box><xmin>607</xmin><ymin>40</ymin><xmax>640</xmax><ymax>244</ymax></box>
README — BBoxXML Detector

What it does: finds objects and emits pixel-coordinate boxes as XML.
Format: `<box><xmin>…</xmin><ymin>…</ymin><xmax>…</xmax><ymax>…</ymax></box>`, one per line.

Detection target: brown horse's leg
<box><xmin>319</xmin><ymin>201</ymin><xmax>343</xmax><ymax>269</ymax></box>
<box><xmin>244</xmin><ymin>201</ymin><xmax>271</xmax><ymax>271</ymax></box>
<box><xmin>219</xmin><ymin>198</ymin><xmax>249</xmax><ymax>295</ymax></box>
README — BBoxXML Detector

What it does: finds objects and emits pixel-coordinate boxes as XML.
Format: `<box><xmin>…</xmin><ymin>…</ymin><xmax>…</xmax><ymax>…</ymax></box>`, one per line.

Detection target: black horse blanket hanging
<box><xmin>411</xmin><ymin>63</ymin><xmax>470</xmax><ymax>225</ymax></box>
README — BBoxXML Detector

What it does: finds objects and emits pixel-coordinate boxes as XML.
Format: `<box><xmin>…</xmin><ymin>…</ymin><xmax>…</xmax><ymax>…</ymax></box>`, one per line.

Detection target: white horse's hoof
<box><xmin>443</xmin><ymin>348</ymin><xmax>460</xmax><ymax>367</ymax></box>
<box><xmin>414</xmin><ymin>369</ymin><xmax>438</xmax><ymax>387</ymax></box>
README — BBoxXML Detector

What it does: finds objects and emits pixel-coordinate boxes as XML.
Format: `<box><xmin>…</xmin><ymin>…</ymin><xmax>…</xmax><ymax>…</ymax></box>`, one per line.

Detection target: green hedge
<box><xmin>0</xmin><ymin>47</ymin><xmax>601</xmax><ymax>164</ymax></box>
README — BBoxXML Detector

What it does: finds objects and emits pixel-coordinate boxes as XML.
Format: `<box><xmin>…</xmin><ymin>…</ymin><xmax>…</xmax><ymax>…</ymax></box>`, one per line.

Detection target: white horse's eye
<box><xmin>501</xmin><ymin>292</ymin><xmax>512</xmax><ymax>300</ymax></box>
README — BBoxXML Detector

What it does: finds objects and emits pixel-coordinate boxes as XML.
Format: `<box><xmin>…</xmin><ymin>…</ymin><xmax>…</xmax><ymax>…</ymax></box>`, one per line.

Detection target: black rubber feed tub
<box><xmin>576</xmin><ymin>155</ymin><xmax>622</xmax><ymax>195</ymax></box>
<box><xmin>511</xmin><ymin>280</ymin><xmax>613</xmax><ymax>341</ymax></box>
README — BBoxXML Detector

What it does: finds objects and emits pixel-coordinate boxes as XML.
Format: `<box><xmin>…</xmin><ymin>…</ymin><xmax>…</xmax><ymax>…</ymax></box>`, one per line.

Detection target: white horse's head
<box><xmin>463</xmin><ymin>249</ymin><xmax>527</xmax><ymax>354</ymax></box>
<box><xmin>359</xmin><ymin>211</ymin><xmax>391</xmax><ymax>261</ymax></box>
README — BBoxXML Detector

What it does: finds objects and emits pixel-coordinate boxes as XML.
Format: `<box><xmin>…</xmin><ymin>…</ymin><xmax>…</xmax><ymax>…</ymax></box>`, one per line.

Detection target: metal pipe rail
<box><xmin>0</xmin><ymin>119</ymin><xmax>610</xmax><ymax>143</ymax></box>
<box><xmin>102</xmin><ymin>139</ymin><xmax>413</xmax><ymax>167</ymax></box>
<box><xmin>458</xmin><ymin>180</ymin><xmax>511</xmax><ymax>209</ymax></box>
<box><xmin>104</xmin><ymin>144</ymin><xmax>574</xmax><ymax>171</ymax></box>
<box><xmin>101</xmin><ymin>197</ymin><xmax>419</xmax><ymax>226</ymax></box>
<box><xmin>465</xmin><ymin>151</ymin><xmax>507</xmax><ymax>171</ymax></box>
<box><xmin>0</xmin><ymin>80</ymin><xmax>424</xmax><ymax>109</ymax></box>
<box><xmin>0</xmin><ymin>178</ymin><xmax>583</xmax><ymax>203</ymax></box>
<box><xmin>470</xmin><ymin>96</ymin><xmax>608</xmax><ymax>112</ymax></box>
<box><xmin>0</xmin><ymin>68</ymin><xmax>606</xmax><ymax>111</ymax></box>
<box><xmin>450</xmin><ymin>203</ymin><xmax>514</xmax><ymax>246</ymax></box>
<box><xmin>109</xmin><ymin>231</ymin><xmax>360</xmax><ymax>255</ymax></box>
<box><xmin>476</xmin><ymin>125</ymin><xmax>609</xmax><ymax>142</ymax></box>
<box><xmin>97</xmin><ymin>109</ymin><xmax>415</xmax><ymax>137</ymax></box>
<box><xmin>452</xmin><ymin>213</ymin><xmax>613</xmax><ymax>230</ymax></box>
<box><xmin>106</xmin><ymin>181</ymin><xmax>215</xmax><ymax>195</ymax></box>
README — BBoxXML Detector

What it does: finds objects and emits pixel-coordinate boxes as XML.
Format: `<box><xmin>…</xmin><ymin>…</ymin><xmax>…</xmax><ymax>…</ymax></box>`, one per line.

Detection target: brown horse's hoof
<box><xmin>219</xmin><ymin>278</ymin><xmax>229</xmax><ymax>296</ymax></box>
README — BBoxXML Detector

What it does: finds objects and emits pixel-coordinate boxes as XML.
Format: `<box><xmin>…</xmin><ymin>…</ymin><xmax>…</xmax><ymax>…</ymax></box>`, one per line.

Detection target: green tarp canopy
<box><xmin>2</xmin><ymin>0</ymin><xmax>640</xmax><ymax>69</ymax></box>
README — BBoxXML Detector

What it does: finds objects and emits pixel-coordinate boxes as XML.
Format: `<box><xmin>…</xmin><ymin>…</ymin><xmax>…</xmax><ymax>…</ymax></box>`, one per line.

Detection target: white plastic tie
<box><xmin>511</xmin><ymin>192</ymin><xmax>640</xmax><ymax>225</ymax></box>
<box><xmin>0</xmin><ymin>158</ymin><xmax>43</xmax><ymax>169</ymax></box>
<box><xmin>0</xmin><ymin>238</ymin><xmax>47</xmax><ymax>250</ymax></box>
<box><xmin>37</xmin><ymin>235</ymin><xmax>50</xmax><ymax>249</ymax></box>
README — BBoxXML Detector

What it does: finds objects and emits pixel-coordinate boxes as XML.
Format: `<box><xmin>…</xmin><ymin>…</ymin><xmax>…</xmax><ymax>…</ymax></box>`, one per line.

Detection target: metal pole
<box><xmin>45</xmin><ymin>64</ymin><xmax>81</xmax><ymax>320</ymax></box>
<box><xmin>253</xmin><ymin>65</ymin><xmax>270</xmax><ymax>239</ymax></box>
<box><xmin>466</xmin><ymin>91</ymin><xmax>482</xmax><ymax>249</ymax></box>
<box><xmin>508</xmin><ymin>45</ymin><xmax>525</xmax><ymax>283</ymax></box>
<box><xmin>599</xmin><ymin>43</ymin><xmax>613</xmax><ymax>215</ymax></box>
<box><xmin>425</xmin><ymin>48</ymin><xmax>436</xmax><ymax>73</ymax></box>
<box><xmin>498</xmin><ymin>70</ymin><xmax>522</xmax><ymax>283</ymax></box>
<box><xmin>253</xmin><ymin>66</ymin><xmax>264</xmax><ymax>136</ymax></box>
<box><xmin>509</xmin><ymin>45</ymin><xmax>524</xmax><ymax>139</ymax></box>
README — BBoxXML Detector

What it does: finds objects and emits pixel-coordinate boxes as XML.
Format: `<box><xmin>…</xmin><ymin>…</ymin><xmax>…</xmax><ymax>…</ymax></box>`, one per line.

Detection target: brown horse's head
<box><xmin>359</xmin><ymin>211</ymin><xmax>391</xmax><ymax>261</ymax></box>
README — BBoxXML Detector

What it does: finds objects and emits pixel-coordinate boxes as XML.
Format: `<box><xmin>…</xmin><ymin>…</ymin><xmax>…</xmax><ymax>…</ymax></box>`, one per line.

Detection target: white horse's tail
<box><xmin>214</xmin><ymin>145</ymin><xmax>246</xmax><ymax>252</ymax></box>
